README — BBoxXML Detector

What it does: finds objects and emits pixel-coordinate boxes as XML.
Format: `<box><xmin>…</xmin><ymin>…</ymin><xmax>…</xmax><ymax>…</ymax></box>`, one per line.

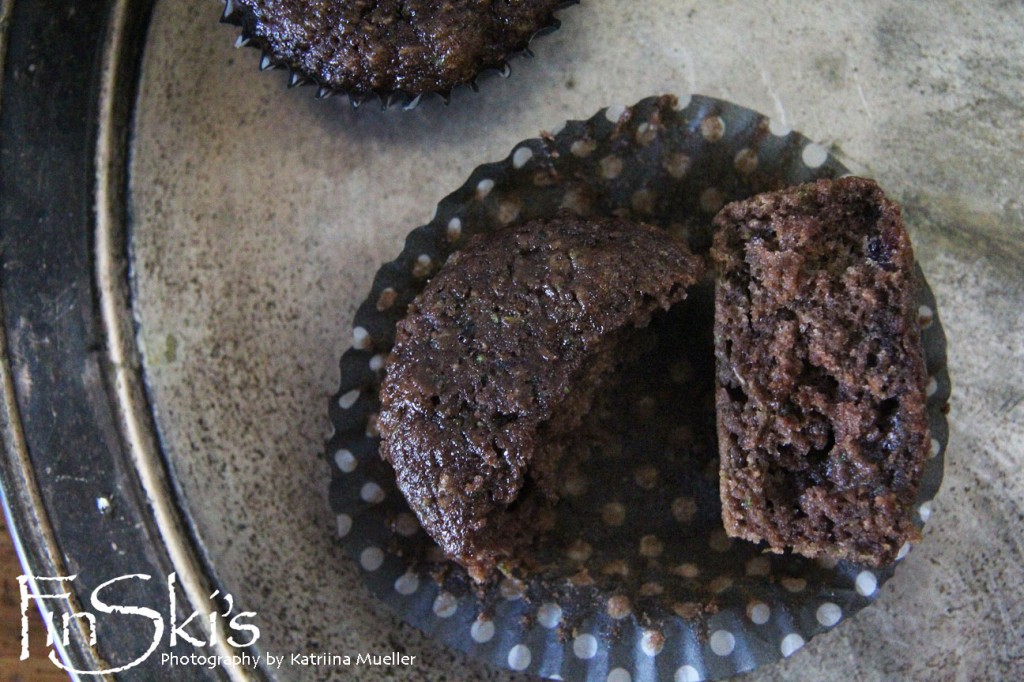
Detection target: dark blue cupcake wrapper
<box><xmin>326</xmin><ymin>94</ymin><xmax>949</xmax><ymax>681</ymax></box>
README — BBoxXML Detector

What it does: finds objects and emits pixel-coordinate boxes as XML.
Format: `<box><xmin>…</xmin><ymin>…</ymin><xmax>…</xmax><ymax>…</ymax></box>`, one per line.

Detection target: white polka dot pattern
<box><xmin>499</xmin><ymin>578</ymin><xmax>525</xmax><ymax>601</ymax></box>
<box><xmin>675</xmin><ymin>665</ymin><xmax>702</xmax><ymax>682</ymax></box>
<box><xmin>412</xmin><ymin>254</ymin><xmax>432</xmax><ymax>278</ymax></box>
<box><xmin>476</xmin><ymin>178</ymin><xmax>495</xmax><ymax>198</ymax></box>
<box><xmin>639</xmin><ymin>535</ymin><xmax>664</xmax><ymax>557</ymax></box>
<box><xmin>600</xmin><ymin>155</ymin><xmax>624</xmax><ymax>179</ymax></box>
<box><xmin>447</xmin><ymin>217</ymin><xmax>462</xmax><ymax>241</ymax></box>
<box><xmin>734</xmin><ymin>148</ymin><xmax>758</xmax><ymax>174</ymax></box>
<box><xmin>816</xmin><ymin>555</ymin><xmax>839</xmax><ymax>570</ymax></box>
<box><xmin>359</xmin><ymin>547</ymin><xmax>384</xmax><ymax>572</ymax></box>
<box><xmin>671</xmin><ymin>496</ymin><xmax>696</xmax><ymax>523</ymax></box>
<box><xmin>918</xmin><ymin>304</ymin><xmax>934</xmax><ymax>327</ymax></box>
<box><xmin>855</xmin><ymin>570</ymin><xmax>878</xmax><ymax>596</ymax></box>
<box><xmin>663</xmin><ymin>152</ymin><xmax>690</xmax><ymax>178</ymax></box>
<box><xmin>816</xmin><ymin>602</ymin><xmax>842</xmax><ymax>627</ymax></box>
<box><xmin>351</xmin><ymin>326</ymin><xmax>369</xmax><ymax>348</ymax></box>
<box><xmin>338</xmin><ymin>389</ymin><xmax>360</xmax><ymax>409</ymax></box>
<box><xmin>537</xmin><ymin>602</ymin><xmax>562</xmax><ymax>629</ymax></box>
<box><xmin>608</xmin><ymin>668</ymin><xmax>631</xmax><ymax>682</ymax></box>
<box><xmin>334</xmin><ymin>449</ymin><xmax>356</xmax><ymax>473</ymax></box>
<box><xmin>700</xmin><ymin>115</ymin><xmax>725</xmax><ymax>142</ymax></box>
<box><xmin>607</xmin><ymin>595</ymin><xmax>632</xmax><ymax>619</ymax></box>
<box><xmin>605</xmin><ymin>104</ymin><xmax>627</xmax><ymax>123</ymax></box>
<box><xmin>571</xmin><ymin>138</ymin><xmax>597</xmax><ymax>157</ymax></box>
<box><xmin>781</xmin><ymin>577</ymin><xmax>807</xmax><ymax>593</ymax></box>
<box><xmin>573</xmin><ymin>634</ymin><xmax>598</xmax><ymax>659</ymax></box>
<box><xmin>780</xmin><ymin>633</ymin><xmax>805</xmax><ymax>657</ymax></box>
<box><xmin>432</xmin><ymin>592</ymin><xmax>457</xmax><ymax>618</ymax></box>
<box><xmin>675</xmin><ymin>563</ymin><xmax>700</xmax><ymax>578</ymax></box>
<box><xmin>640</xmin><ymin>629</ymin><xmax>664</xmax><ymax>656</ymax></box>
<box><xmin>709</xmin><ymin>576</ymin><xmax>733</xmax><ymax>594</ymax></box>
<box><xmin>360</xmin><ymin>481</ymin><xmax>384</xmax><ymax>504</ymax></box>
<box><xmin>394</xmin><ymin>513</ymin><xmax>419</xmax><ymax>537</ymax></box>
<box><xmin>602</xmin><ymin>502</ymin><xmax>626</xmax><ymax>526</ymax></box>
<box><xmin>471</xmin><ymin>619</ymin><xmax>495</xmax><ymax>644</ymax></box>
<box><xmin>636</xmin><ymin>123</ymin><xmax>657</xmax><ymax>145</ymax></box>
<box><xmin>566</xmin><ymin>540</ymin><xmax>592</xmax><ymax>562</ymax></box>
<box><xmin>801</xmin><ymin>143</ymin><xmax>828</xmax><ymax>168</ymax></box>
<box><xmin>710</xmin><ymin>630</ymin><xmax>735</xmax><ymax>656</ymax></box>
<box><xmin>512</xmin><ymin>146</ymin><xmax>534</xmax><ymax>169</ymax></box>
<box><xmin>748</xmin><ymin>602</ymin><xmax>770</xmax><ymax>625</ymax></box>
<box><xmin>507</xmin><ymin>644</ymin><xmax>531</xmax><ymax>671</ymax></box>
<box><xmin>394</xmin><ymin>573</ymin><xmax>419</xmax><ymax>596</ymax></box>
<box><xmin>768</xmin><ymin>118</ymin><xmax>792</xmax><ymax>136</ymax></box>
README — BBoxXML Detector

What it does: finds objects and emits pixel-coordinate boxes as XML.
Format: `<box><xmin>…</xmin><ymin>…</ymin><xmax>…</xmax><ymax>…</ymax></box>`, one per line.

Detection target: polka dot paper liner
<box><xmin>327</xmin><ymin>94</ymin><xmax>950</xmax><ymax>681</ymax></box>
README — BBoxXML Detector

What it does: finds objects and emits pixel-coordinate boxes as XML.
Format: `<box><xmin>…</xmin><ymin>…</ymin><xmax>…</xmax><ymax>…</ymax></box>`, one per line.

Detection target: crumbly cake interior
<box><xmin>379</xmin><ymin>213</ymin><xmax>704</xmax><ymax>580</ymax></box>
<box><xmin>712</xmin><ymin>177</ymin><xmax>929</xmax><ymax>566</ymax></box>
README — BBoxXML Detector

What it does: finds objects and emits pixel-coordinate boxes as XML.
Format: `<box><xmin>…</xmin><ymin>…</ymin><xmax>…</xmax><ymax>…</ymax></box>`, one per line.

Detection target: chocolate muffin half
<box><xmin>712</xmin><ymin>177</ymin><xmax>930</xmax><ymax>566</ymax></box>
<box><xmin>225</xmin><ymin>0</ymin><xmax>573</xmax><ymax>103</ymax></box>
<box><xmin>379</xmin><ymin>213</ymin><xmax>704</xmax><ymax>581</ymax></box>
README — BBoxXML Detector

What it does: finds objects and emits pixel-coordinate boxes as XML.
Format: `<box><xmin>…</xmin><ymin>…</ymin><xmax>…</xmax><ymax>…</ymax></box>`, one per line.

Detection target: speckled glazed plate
<box><xmin>3</xmin><ymin>1</ymin><xmax>1024</xmax><ymax>681</ymax></box>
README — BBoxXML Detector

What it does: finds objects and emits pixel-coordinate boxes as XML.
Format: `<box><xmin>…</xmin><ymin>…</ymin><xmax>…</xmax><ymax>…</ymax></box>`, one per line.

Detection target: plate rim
<box><xmin>0</xmin><ymin>1</ymin><xmax>255</xmax><ymax>678</ymax></box>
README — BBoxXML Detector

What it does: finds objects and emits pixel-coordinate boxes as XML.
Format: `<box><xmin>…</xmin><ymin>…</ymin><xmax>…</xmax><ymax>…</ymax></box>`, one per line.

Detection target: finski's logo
<box><xmin>18</xmin><ymin>572</ymin><xmax>259</xmax><ymax>674</ymax></box>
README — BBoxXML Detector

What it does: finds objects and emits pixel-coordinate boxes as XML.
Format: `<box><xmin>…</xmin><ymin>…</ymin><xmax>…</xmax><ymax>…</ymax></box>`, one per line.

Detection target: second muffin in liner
<box><xmin>220</xmin><ymin>0</ymin><xmax>579</xmax><ymax>109</ymax></box>
<box><xmin>327</xmin><ymin>94</ymin><xmax>950</xmax><ymax>681</ymax></box>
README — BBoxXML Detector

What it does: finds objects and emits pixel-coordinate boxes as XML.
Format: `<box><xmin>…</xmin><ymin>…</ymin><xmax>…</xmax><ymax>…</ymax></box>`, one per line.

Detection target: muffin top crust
<box><xmin>236</xmin><ymin>0</ymin><xmax>569</xmax><ymax>96</ymax></box>
<box><xmin>378</xmin><ymin>212</ymin><xmax>704</xmax><ymax>579</ymax></box>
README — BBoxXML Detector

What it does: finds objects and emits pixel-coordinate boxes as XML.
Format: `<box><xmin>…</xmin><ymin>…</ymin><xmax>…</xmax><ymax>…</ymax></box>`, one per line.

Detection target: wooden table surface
<box><xmin>0</xmin><ymin>516</ymin><xmax>70</xmax><ymax>681</ymax></box>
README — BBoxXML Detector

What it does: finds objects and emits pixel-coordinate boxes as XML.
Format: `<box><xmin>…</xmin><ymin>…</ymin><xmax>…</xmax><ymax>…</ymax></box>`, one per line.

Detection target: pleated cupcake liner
<box><xmin>326</xmin><ymin>94</ymin><xmax>950</xmax><ymax>681</ymax></box>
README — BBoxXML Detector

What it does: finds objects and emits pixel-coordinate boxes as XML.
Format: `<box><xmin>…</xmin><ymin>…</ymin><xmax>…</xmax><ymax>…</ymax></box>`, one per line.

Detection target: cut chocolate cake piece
<box><xmin>711</xmin><ymin>177</ymin><xmax>930</xmax><ymax>566</ymax></box>
<box><xmin>379</xmin><ymin>212</ymin><xmax>704</xmax><ymax>581</ymax></box>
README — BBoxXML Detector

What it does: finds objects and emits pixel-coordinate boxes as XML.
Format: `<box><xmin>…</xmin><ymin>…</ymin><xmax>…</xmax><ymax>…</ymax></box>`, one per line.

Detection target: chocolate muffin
<box><xmin>379</xmin><ymin>213</ymin><xmax>704</xmax><ymax>581</ymax></box>
<box><xmin>226</xmin><ymin>0</ymin><xmax>573</xmax><ymax>102</ymax></box>
<box><xmin>712</xmin><ymin>177</ymin><xmax>930</xmax><ymax>567</ymax></box>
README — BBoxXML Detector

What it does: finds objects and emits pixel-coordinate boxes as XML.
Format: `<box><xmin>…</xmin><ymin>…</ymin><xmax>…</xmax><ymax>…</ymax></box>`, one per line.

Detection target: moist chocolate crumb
<box><xmin>379</xmin><ymin>212</ymin><xmax>704</xmax><ymax>581</ymax></box>
<box><xmin>711</xmin><ymin>177</ymin><xmax>930</xmax><ymax>566</ymax></box>
<box><xmin>235</xmin><ymin>0</ymin><xmax>569</xmax><ymax>96</ymax></box>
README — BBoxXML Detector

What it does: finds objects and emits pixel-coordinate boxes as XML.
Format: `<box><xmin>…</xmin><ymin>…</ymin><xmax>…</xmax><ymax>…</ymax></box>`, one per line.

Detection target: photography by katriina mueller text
<box><xmin>18</xmin><ymin>572</ymin><xmax>417</xmax><ymax>674</ymax></box>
